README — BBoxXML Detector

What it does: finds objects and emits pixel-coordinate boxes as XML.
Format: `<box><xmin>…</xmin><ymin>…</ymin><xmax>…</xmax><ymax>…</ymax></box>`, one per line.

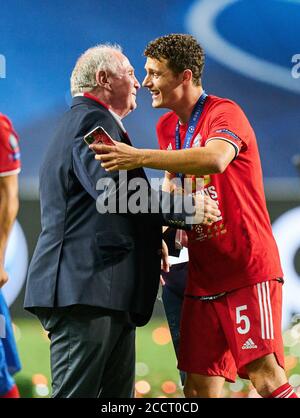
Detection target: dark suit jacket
<box><xmin>24</xmin><ymin>96</ymin><xmax>193</xmax><ymax>326</ymax></box>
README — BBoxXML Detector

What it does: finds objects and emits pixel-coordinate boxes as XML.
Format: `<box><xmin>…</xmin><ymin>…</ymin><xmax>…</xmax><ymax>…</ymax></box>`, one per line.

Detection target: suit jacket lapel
<box><xmin>71</xmin><ymin>96</ymin><xmax>148</xmax><ymax>181</ymax></box>
<box><xmin>115</xmin><ymin>124</ymin><xmax>132</xmax><ymax>146</ymax></box>
<box><xmin>115</xmin><ymin>126</ymin><xmax>150</xmax><ymax>183</ymax></box>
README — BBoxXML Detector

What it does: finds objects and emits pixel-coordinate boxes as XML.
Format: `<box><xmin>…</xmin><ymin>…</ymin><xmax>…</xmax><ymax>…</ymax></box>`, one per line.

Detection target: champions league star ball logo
<box><xmin>194</xmin><ymin>225</ymin><xmax>203</xmax><ymax>234</ymax></box>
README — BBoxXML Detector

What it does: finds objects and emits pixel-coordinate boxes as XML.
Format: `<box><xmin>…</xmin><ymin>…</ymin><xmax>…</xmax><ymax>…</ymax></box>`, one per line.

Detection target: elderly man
<box><xmin>24</xmin><ymin>44</ymin><xmax>220</xmax><ymax>398</ymax></box>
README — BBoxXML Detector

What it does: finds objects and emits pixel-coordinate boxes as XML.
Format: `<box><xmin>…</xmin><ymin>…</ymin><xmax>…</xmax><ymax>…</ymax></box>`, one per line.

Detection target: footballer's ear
<box><xmin>182</xmin><ymin>69</ymin><xmax>193</xmax><ymax>84</ymax></box>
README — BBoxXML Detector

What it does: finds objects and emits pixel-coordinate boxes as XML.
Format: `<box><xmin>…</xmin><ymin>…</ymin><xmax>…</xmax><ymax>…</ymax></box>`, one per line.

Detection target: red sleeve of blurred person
<box><xmin>0</xmin><ymin>114</ymin><xmax>21</xmax><ymax>176</ymax></box>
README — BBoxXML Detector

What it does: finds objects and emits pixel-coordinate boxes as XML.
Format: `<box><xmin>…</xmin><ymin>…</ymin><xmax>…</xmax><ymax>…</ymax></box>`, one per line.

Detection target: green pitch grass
<box><xmin>13</xmin><ymin>317</ymin><xmax>181</xmax><ymax>398</ymax></box>
<box><xmin>13</xmin><ymin>317</ymin><xmax>300</xmax><ymax>398</ymax></box>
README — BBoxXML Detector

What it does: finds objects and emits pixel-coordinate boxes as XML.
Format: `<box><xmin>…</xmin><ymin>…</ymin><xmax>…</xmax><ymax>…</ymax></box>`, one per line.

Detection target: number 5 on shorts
<box><xmin>236</xmin><ymin>305</ymin><xmax>250</xmax><ymax>334</ymax></box>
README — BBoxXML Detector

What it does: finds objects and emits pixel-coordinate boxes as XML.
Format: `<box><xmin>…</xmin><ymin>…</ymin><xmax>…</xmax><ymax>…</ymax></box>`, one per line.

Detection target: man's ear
<box><xmin>182</xmin><ymin>69</ymin><xmax>193</xmax><ymax>84</ymax></box>
<box><xmin>96</xmin><ymin>70</ymin><xmax>111</xmax><ymax>89</ymax></box>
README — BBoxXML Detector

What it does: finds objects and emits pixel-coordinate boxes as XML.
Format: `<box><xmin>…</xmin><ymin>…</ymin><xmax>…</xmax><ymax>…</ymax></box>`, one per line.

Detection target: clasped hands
<box><xmin>90</xmin><ymin>141</ymin><xmax>221</xmax><ymax>226</ymax></box>
<box><xmin>89</xmin><ymin>142</ymin><xmax>221</xmax><ymax>287</ymax></box>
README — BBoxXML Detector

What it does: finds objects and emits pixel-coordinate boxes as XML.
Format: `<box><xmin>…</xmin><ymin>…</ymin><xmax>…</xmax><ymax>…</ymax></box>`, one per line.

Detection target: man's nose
<box><xmin>134</xmin><ymin>76</ymin><xmax>141</xmax><ymax>90</ymax></box>
<box><xmin>142</xmin><ymin>75</ymin><xmax>151</xmax><ymax>88</ymax></box>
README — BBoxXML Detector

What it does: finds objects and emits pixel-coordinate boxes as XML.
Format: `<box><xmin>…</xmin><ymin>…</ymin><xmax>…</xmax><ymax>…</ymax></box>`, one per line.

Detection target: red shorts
<box><xmin>178</xmin><ymin>279</ymin><xmax>284</xmax><ymax>382</ymax></box>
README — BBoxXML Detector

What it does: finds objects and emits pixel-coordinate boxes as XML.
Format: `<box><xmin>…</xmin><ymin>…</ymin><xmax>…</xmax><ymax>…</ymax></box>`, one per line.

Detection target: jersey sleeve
<box><xmin>0</xmin><ymin>115</ymin><xmax>21</xmax><ymax>177</ymax></box>
<box><xmin>204</xmin><ymin>100</ymin><xmax>249</xmax><ymax>158</ymax></box>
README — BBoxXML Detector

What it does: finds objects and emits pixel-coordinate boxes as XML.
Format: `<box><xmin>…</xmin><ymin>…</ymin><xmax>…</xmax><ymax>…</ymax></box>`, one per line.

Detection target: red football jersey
<box><xmin>157</xmin><ymin>95</ymin><xmax>283</xmax><ymax>295</ymax></box>
<box><xmin>0</xmin><ymin>114</ymin><xmax>21</xmax><ymax>176</ymax></box>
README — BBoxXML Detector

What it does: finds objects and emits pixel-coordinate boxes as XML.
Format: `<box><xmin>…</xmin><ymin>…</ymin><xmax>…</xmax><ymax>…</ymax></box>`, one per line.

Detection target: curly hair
<box><xmin>144</xmin><ymin>34</ymin><xmax>205</xmax><ymax>86</ymax></box>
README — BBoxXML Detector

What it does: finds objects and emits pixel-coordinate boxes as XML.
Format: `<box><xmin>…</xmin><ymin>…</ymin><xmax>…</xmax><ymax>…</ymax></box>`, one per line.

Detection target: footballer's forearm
<box><xmin>139</xmin><ymin>141</ymin><xmax>234</xmax><ymax>176</ymax></box>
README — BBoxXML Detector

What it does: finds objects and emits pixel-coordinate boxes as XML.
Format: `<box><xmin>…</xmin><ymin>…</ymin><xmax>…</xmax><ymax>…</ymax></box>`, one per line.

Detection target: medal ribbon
<box><xmin>175</xmin><ymin>91</ymin><xmax>207</xmax><ymax>184</ymax></box>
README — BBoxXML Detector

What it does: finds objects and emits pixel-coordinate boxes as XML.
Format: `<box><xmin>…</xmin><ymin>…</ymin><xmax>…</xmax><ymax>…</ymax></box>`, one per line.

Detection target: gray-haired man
<box><xmin>24</xmin><ymin>44</ymin><xmax>220</xmax><ymax>398</ymax></box>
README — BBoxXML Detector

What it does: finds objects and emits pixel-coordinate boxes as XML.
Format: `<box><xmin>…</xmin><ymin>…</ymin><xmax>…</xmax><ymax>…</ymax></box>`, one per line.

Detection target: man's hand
<box><xmin>193</xmin><ymin>193</ymin><xmax>221</xmax><ymax>226</ymax></box>
<box><xmin>161</xmin><ymin>239</ymin><xmax>170</xmax><ymax>273</ymax></box>
<box><xmin>160</xmin><ymin>239</ymin><xmax>170</xmax><ymax>286</ymax></box>
<box><xmin>90</xmin><ymin>141</ymin><xmax>144</xmax><ymax>171</ymax></box>
<box><xmin>0</xmin><ymin>265</ymin><xmax>8</xmax><ymax>288</ymax></box>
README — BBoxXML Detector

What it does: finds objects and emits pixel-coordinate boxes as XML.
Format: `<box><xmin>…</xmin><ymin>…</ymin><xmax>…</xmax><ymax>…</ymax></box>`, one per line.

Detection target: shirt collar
<box><xmin>108</xmin><ymin>109</ymin><xmax>126</xmax><ymax>133</ymax></box>
<box><xmin>74</xmin><ymin>92</ymin><xmax>126</xmax><ymax>133</ymax></box>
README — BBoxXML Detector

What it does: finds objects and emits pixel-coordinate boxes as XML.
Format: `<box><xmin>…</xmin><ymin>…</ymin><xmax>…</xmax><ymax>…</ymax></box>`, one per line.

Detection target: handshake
<box><xmin>161</xmin><ymin>193</ymin><xmax>221</xmax><ymax>276</ymax></box>
<box><xmin>192</xmin><ymin>193</ymin><xmax>221</xmax><ymax>226</ymax></box>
